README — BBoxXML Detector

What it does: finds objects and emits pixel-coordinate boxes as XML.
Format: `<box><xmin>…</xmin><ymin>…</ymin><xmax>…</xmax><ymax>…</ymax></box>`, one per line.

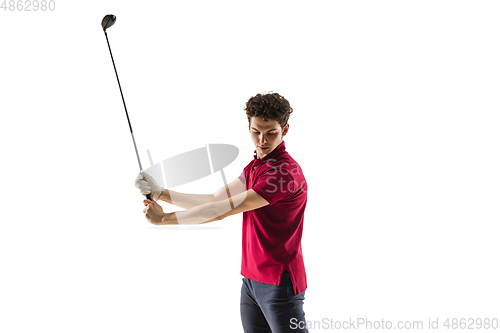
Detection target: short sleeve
<box><xmin>252</xmin><ymin>170</ymin><xmax>295</xmax><ymax>206</ymax></box>
<box><xmin>238</xmin><ymin>170</ymin><xmax>246</xmax><ymax>184</ymax></box>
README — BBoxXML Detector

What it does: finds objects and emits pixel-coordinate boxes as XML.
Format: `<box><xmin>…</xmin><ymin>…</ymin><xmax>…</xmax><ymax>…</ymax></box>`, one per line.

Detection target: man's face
<box><xmin>249</xmin><ymin>116</ymin><xmax>289</xmax><ymax>159</ymax></box>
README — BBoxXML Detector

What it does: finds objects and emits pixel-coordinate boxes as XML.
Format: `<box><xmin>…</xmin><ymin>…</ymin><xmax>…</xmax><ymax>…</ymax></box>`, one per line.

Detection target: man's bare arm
<box><xmin>211</xmin><ymin>189</ymin><xmax>269</xmax><ymax>221</ymax></box>
<box><xmin>158</xmin><ymin>178</ymin><xmax>245</xmax><ymax>209</ymax></box>
<box><xmin>213</xmin><ymin>177</ymin><xmax>245</xmax><ymax>206</ymax></box>
<box><xmin>158</xmin><ymin>190</ymin><xmax>213</xmax><ymax>209</ymax></box>
<box><xmin>161</xmin><ymin>189</ymin><xmax>268</xmax><ymax>225</ymax></box>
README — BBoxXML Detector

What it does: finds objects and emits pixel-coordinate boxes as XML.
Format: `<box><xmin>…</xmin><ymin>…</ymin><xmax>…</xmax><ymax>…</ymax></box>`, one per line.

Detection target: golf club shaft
<box><xmin>104</xmin><ymin>31</ymin><xmax>151</xmax><ymax>200</ymax></box>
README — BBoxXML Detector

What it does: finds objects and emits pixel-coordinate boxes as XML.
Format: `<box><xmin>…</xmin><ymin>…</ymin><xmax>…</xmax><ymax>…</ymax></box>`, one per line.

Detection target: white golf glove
<box><xmin>135</xmin><ymin>171</ymin><xmax>164</xmax><ymax>201</ymax></box>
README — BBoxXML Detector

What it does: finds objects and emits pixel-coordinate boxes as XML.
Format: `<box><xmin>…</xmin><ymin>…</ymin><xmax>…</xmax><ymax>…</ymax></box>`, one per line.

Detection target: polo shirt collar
<box><xmin>253</xmin><ymin>140</ymin><xmax>286</xmax><ymax>163</ymax></box>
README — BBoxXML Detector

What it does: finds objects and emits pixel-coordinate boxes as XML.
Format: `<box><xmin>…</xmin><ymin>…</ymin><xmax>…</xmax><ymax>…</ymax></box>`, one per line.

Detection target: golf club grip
<box><xmin>146</xmin><ymin>193</ymin><xmax>151</xmax><ymax>200</ymax></box>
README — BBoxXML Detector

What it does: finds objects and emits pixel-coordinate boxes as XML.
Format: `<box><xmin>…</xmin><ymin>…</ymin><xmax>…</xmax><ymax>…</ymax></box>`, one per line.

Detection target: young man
<box><xmin>136</xmin><ymin>92</ymin><xmax>309</xmax><ymax>332</ymax></box>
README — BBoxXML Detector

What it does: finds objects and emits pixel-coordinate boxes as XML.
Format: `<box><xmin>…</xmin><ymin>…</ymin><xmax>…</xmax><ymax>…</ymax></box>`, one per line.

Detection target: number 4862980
<box><xmin>1</xmin><ymin>0</ymin><xmax>56</xmax><ymax>11</ymax></box>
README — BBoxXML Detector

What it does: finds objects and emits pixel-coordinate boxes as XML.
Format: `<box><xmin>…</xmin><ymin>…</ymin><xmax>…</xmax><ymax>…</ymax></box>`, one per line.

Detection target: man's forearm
<box><xmin>159</xmin><ymin>189</ymin><xmax>257</xmax><ymax>225</ymax></box>
<box><xmin>158</xmin><ymin>189</ymin><xmax>214</xmax><ymax>209</ymax></box>
<box><xmin>161</xmin><ymin>202</ymin><xmax>224</xmax><ymax>225</ymax></box>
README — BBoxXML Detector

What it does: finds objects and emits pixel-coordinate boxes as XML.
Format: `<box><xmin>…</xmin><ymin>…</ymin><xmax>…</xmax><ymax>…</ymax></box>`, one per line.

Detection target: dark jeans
<box><xmin>240</xmin><ymin>270</ymin><xmax>309</xmax><ymax>333</ymax></box>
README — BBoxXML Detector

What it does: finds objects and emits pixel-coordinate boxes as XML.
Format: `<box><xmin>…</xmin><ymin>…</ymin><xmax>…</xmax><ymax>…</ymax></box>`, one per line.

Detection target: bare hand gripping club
<box><xmin>101</xmin><ymin>14</ymin><xmax>151</xmax><ymax>200</ymax></box>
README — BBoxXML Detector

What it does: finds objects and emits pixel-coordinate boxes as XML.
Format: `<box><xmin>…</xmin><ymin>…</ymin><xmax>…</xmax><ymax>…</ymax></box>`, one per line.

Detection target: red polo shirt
<box><xmin>238</xmin><ymin>140</ymin><xmax>308</xmax><ymax>295</ymax></box>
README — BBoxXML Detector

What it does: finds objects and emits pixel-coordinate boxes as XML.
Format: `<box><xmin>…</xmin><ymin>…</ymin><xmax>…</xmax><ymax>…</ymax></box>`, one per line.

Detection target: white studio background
<box><xmin>1</xmin><ymin>0</ymin><xmax>499</xmax><ymax>332</ymax></box>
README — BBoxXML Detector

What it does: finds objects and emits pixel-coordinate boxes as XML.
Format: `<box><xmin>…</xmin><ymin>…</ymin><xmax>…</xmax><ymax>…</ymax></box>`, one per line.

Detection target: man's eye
<box><xmin>253</xmin><ymin>131</ymin><xmax>277</xmax><ymax>135</ymax></box>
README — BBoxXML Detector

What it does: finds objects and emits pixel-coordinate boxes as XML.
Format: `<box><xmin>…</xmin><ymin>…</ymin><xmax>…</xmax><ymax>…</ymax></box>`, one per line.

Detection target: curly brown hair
<box><xmin>244</xmin><ymin>92</ymin><xmax>293</xmax><ymax>129</ymax></box>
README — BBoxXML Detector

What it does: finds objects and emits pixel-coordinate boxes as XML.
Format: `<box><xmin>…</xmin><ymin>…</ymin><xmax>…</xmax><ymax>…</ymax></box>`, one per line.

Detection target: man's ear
<box><xmin>282</xmin><ymin>123</ymin><xmax>290</xmax><ymax>136</ymax></box>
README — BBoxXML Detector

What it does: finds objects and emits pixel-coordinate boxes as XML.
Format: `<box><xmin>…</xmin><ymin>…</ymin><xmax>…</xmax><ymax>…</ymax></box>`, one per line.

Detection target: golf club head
<box><xmin>101</xmin><ymin>15</ymin><xmax>116</xmax><ymax>31</ymax></box>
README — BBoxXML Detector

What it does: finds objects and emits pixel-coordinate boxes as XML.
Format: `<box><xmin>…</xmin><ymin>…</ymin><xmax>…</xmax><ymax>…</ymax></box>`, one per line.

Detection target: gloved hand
<box><xmin>135</xmin><ymin>171</ymin><xmax>164</xmax><ymax>201</ymax></box>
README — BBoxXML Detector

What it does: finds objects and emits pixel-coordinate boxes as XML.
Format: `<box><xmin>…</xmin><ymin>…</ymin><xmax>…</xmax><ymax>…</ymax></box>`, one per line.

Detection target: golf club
<box><xmin>101</xmin><ymin>14</ymin><xmax>151</xmax><ymax>200</ymax></box>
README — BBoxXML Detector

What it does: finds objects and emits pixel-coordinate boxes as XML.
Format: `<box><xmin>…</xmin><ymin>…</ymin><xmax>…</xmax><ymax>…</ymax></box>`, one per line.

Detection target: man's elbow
<box><xmin>195</xmin><ymin>203</ymin><xmax>221</xmax><ymax>224</ymax></box>
<box><xmin>202</xmin><ymin>201</ymin><xmax>221</xmax><ymax>222</ymax></box>
<box><xmin>209</xmin><ymin>200</ymin><xmax>237</xmax><ymax>221</ymax></box>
